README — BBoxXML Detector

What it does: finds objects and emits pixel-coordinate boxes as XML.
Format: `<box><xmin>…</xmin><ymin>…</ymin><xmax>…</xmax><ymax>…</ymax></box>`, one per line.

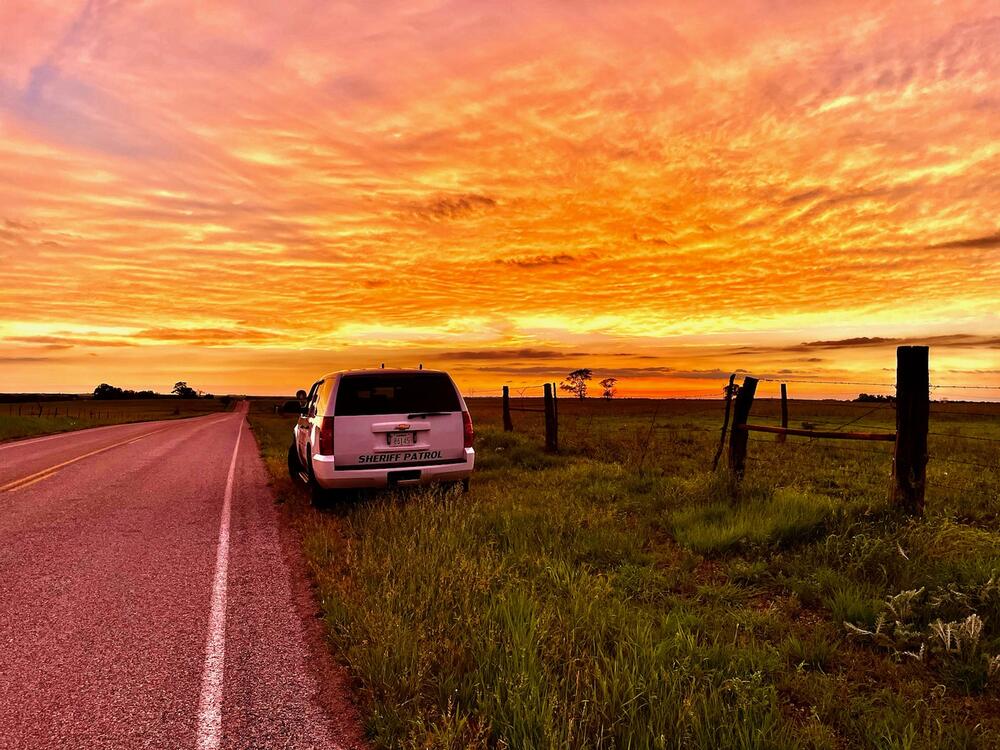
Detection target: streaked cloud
<box><xmin>929</xmin><ymin>232</ymin><xmax>1000</xmax><ymax>250</ymax></box>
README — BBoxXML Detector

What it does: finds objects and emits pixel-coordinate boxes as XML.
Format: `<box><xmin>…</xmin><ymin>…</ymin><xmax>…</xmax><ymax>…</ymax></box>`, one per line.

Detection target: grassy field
<box><xmin>0</xmin><ymin>398</ymin><xmax>231</xmax><ymax>443</ymax></box>
<box><xmin>248</xmin><ymin>396</ymin><xmax>1000</xmax><ymax>749</ymax></box>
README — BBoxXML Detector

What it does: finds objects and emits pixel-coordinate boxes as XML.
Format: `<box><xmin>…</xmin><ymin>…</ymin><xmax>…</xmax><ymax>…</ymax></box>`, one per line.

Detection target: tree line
<box><xmin>93</xmin><ymin>381</ymin><xmax>217</xmax><ymax>400</ymax></box>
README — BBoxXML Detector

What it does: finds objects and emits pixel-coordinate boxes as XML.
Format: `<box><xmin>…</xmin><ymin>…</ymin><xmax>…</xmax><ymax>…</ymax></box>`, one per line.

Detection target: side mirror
<box><xmin>280</xmin><ymin>399</ymin><xmax>304</xmax><ymax>416</ymax></box>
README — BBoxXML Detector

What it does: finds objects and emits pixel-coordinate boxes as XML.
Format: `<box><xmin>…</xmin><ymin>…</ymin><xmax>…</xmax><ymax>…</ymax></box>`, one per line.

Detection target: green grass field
<box><xmin>249</xmin><ymin>397</ymin><xmax>1000</xmax><ymax>749</ymax></box>
<box><xmin>0</xmin><ymin>398</ymin><xmax>231</xmax><ymax>443</ymax></box>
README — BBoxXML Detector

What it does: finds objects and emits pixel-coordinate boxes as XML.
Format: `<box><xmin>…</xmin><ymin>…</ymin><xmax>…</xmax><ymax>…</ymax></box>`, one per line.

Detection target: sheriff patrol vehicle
<box><xmin>287</xmin><ymin>368</ymin><xmax>475</xmax><ymax>497</ymax></box>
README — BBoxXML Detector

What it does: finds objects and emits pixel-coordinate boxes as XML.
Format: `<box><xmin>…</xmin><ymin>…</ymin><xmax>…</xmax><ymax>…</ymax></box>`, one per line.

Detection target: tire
<box><xmin>460</xmin><ymin>477</ymin><xmax>471</xmax><ymax>493</ymax></box>
<box><xmin>305</xmin><ymin>449</ymin><xmax>329</xmax><ymax>506</ymax></box>
<box><xmin>288</xmin><ymin>441</ymin><xmax>303</xmax><ymax>482</ymax></box>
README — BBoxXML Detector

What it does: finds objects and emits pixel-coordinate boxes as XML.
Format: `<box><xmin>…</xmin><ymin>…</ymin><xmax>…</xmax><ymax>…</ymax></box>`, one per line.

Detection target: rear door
<box><xmin>332</xmin><ymin>373</ymin><xmax>464</xmax><ymax>470</ymax></box>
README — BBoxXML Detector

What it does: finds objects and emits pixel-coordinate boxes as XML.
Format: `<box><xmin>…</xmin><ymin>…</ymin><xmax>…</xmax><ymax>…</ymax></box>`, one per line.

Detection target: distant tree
<box><xmin>219</xmin><ymin>395</ymin><xmax>232</xmax><ymax>408</ymax></box>
<box><xmin>93</xmin><ymin>383</ymin><xmax>125</xmax><ymax>400</ymax></box>
<box><xmin>855</xmin><ymin>393</ymin><xmax>895</xmax><ymax>403</ymax></box>
<box><xmin>560</xmin><ymin>368</ymin><xmax>593</xmax><ymax>399</ymax></box>
<box><xmin>172</xmin><ymin>381</ymin><xmax>198</xmax><ymax>398</ymax></box>
<box><xmin>600</xmin><ymin>376</ymin><xmax>618</xmax><ymax>399</ymax></box>
<box><xmin>93</xmin><ymin>384</ymin><xmax>160</xmax><ymax>400</ymax></box>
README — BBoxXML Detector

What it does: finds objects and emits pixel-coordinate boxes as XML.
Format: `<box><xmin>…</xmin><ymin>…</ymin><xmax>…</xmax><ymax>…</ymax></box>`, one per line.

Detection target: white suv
<box><xmin>288</xmin><ymin>369</ymin><xmax>475</xmax><ymax>497</ymax></box>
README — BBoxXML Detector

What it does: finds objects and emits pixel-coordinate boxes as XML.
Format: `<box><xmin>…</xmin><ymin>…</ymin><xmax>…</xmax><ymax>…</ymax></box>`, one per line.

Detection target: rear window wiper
<box><xmin>407</xmin><ymin>411</ymin><xmax>451</xmax><ymax>419</ymax></box>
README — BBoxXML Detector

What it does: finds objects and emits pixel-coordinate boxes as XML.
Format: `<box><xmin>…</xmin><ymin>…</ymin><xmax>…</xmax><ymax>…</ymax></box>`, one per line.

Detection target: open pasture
<box><xmin>250</xmin><ymin>396</ymin><xmax>1000</xmax><ymax>749</ymax></box>
<box><xmin>0</xmin><ymin>397</ymin><xmax>231</xmax><ymax>443</ymax></box>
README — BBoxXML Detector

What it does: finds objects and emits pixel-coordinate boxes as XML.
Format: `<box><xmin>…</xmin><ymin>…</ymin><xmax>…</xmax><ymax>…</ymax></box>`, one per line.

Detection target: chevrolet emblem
<box><xmin>397</xmin><ymin>423</ymin><xmax>410</xmax><ymax>430</ymax></box>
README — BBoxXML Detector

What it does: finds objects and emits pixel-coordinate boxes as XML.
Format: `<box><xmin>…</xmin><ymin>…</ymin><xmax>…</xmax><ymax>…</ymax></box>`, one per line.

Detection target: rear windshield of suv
<box><xmin>334</xmin><ymin>373</ymin><xmax>461</xmax><ymax>416</ymax></box>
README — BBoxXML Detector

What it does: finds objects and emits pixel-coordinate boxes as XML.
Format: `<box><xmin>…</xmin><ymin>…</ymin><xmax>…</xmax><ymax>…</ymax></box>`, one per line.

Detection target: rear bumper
<box><xmin>311</xmin><ymin>448</ymin><xmax>475</xmax><ymax>489</ymax></box>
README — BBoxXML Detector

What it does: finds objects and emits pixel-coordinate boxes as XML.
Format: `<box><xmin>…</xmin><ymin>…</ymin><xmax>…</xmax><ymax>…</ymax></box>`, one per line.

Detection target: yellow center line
<box><xmin>0</xmin><ymin>426</ymin><xmax>172</xmax><ymax>493</ymax></box>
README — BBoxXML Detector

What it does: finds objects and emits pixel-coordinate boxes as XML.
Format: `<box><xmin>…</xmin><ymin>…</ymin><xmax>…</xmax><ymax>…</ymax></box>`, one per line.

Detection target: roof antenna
<box><xmin>380</xmin><ymin>362</ymin><xmax>385</xmax><ymax>369</ymax></box>
<box><xmin>419</xmin><ymin>363</ymin><xmax>423</xmax><ymax>370</ymax></box>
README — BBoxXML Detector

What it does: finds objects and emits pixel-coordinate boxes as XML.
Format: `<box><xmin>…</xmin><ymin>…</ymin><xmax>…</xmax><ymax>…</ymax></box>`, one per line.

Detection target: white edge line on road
<box><xmin>196</xmin><ymin>415</ymin><xmax>244</xmax><ymax>750</ymax></box>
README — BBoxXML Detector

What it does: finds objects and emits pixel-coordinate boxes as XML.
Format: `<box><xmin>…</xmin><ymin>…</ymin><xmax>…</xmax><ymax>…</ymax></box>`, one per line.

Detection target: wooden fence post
<box><xmin>543</xmin><ymin>383</ymin><xmax>558</xmax><ymax>453</ymax></box>
<box><xmin>777</xmin><ymin>383</ymin><xmax>788</xmax><ymax>443</ymax></box>
<box><xmin>728</xmin><ymin>376</ymin><xmax>758</xmax><ymax>477</ymax></box>
<box><xmin>502</xmin><ymin>386</ymin><xmax>514</xmax><ymax>432</ymax></box>
<box><xmin>551</xmin><ymin>382</ymin><xmax>559</xmax><ymax>451</ymax></box>
<box><xmin>712</xmin><ymin>373</ymin><xmax>736</xmax><ymax>470</ymax></box>
<box><xmin>891</xmin><ymin>345</ymin><xmax>929</xmax><ymax>516</ymax></box>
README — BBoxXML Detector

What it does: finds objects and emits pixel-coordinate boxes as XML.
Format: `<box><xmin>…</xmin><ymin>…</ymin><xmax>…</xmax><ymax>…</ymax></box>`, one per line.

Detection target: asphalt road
<box><xmin>0</xmin><ymin>404</ymin><xmax>364</xmax><ymax>749</ymax></box>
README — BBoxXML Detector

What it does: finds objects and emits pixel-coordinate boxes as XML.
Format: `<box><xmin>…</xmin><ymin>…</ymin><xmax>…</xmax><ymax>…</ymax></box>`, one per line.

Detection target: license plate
<box><xmin>388</xmin><ymin>432</ymin><xmax>414</xmax><ymax>447</ymax></box>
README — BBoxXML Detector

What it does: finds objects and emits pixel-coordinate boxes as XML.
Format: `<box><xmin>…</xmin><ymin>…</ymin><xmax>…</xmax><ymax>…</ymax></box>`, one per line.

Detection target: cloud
<box><xmin>134</xmin><ymin>327</ymin><xmax>277</xmax><ymax>345</ymax></box>
<box><xmin>781</xmin><ymin>188</ymin><xmax>826</xmax><ymax>205</ymax></box>
<box><xmin>802</xmin><ymin>334</ymin><xmax>1000</xmax><ymax>350</ymax></box>
<box><xmin>0</xmin><ymin>356</ymin><xmax>52</xmax><ymax>364</ymax></box>
<box><xmin>436</xmin><ymin>348</ymin><xmax>579</xmax><ymax>360</ymax></box>
<box><xmin>802</xmin><ymin>336</ymin><xmax>897</xmax><ymax>348</ymax></box>
<box><xmin>408</xmin><ymin>194</ymin><xmax>497</xmax><ymax>220</ymax></box>
<box><xmin>929</xmin><ymin>231</ymin><xmax>1000</xmax><ymax>249</ymax></box>
<box><xmin>4</xmin><ymin>334</ymin><xmax>135</xmax><ymax>348</ymax></box>
<box><xmin>731</xmin><ymin>334</ymin><xmax>999</xmax><ymax>357</ymax></box>
<box><xmin>3</xmin><ymin>217</ymin><xmax>31</xmax><ymax>231</ymax></box>
<box><xmin>496</xmin><ymin>254</ymin><xmax>579</xmax><ymax>268</ymax></box>
<box><xmin>476</xmin><ymin>364</ymin><xmax>734</xmax><ymax>379</ymax></box>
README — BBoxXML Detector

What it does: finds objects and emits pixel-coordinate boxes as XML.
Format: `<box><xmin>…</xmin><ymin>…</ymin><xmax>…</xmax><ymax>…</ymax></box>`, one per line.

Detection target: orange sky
<box><xmin>1</xmin><ymin>1</ymin><xmax>998</xmax><ymax>399</ymax></box>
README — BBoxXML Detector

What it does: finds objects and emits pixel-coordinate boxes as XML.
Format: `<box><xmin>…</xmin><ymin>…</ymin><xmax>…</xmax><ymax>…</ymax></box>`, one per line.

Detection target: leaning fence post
<box><xmin>728</xmin><ymin>376</ymin><xmax>758</xmax><ymax>478</ymax></box>
<box><xmin>891</xmin><ymin>346</ymin><xmax>929</xmax><ymax>516</ymax></box>
<box><xmin>712</xmin><ymin>374</ymin><xmax>736</xmax><ymax>470</ymax></box>
<box><xmin>777</xmin><ymin>383</ymin><xmax>788</xmax><ymax>443</ymax></box>
<box><xmin>543</xmin><ymin>383</ymin><xmax>558</xmax><ymax>453</ymax></box>
<box><xmin>502</xmin><ymin>386</ymin><xmax>514</xmax><ymax>432</ymax></box>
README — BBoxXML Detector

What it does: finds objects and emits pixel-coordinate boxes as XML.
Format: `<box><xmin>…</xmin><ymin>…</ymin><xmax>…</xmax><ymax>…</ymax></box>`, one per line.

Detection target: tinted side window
<box><xmin>314</xmin><ymin>379</ymin><xmax>334</xmax><ymax>415</ymax></box>
<box><xmin>335</xmin><ymin>373</ymin><xmax>460</xmax><ymax>416</ymax></box>
<box><xmin>306</xmin><ymin>381</ymin><xmax>322</xmax><ymax>417</ymax></box>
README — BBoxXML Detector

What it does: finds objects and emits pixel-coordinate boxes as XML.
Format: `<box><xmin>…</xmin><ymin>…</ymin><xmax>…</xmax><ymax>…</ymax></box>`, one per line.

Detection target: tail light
<box><xmin>317</xmin><ymin>417</ymin><xmax>335</xmax><ymax>455</ymax></box>
<box><xmin>462</xmin><ymin>411</ymin><xmax>475</xmax><ymax>448</ymax></box>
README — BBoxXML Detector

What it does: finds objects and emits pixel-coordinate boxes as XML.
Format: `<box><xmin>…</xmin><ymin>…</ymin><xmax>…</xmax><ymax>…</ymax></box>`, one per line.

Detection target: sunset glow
<box><xmin>1</xmin><ymin>1</ymin><xmax>997</xmax><ymax>398</ymax></box>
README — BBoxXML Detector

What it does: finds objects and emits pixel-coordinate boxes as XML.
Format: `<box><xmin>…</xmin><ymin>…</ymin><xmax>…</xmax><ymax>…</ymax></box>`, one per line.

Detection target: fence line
<box><xmin>484</xmin><ymin>347</ymin><xmax>993</xmax><ymax>514</ymax></box>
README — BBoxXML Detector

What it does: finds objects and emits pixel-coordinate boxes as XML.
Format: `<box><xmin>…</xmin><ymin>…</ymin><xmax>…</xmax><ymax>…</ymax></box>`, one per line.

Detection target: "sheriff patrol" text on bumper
<box><xmin>357</xmin><ymin>450</ymin><xmax>443</xmax><ymax>464</ymax></box>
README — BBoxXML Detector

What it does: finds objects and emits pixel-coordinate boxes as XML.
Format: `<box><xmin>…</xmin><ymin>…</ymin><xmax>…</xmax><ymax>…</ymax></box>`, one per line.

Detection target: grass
<box><xmin>0</xmin><ymin>397</ymin><xmax>231</xmax><ymax>442</ymax></box>
<box><xmin>248</xmin><ymin>396</ymin><xmax>1000</xmax><ymax>749</ymax></box>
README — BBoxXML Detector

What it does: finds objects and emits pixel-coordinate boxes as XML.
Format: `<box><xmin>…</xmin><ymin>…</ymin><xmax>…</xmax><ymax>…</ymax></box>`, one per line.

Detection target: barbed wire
<box><xmin>825</xmin><ymin>443</ymin><xmax>894</xmax><ymax>457</ymax></box>
<box><xmin>829</xmin><ymin>403</ymin><xmax>893</xmax><ymax>431</ymax></box>
<box><xmin>792</xmin><ymin>418</ymin><xmax>896</xmax><ymax>432</ymax></box>
<box><xmin>651</xmin><ymin>425</ymin><xmax>717</xmax><ymax>434</ymax></box>
<box><xmin>745</xmin><ymin>377</ymin><xmax>896</xmax><ymax>387</ymax></box>
<box><xmin>932</xmin><ymin>456</ymin><xmax>998</xmax><ymax>470</ymax></box>
<box><xmin>738</xmin><ymin>374</ymin><xmax>999</xmax><ymax>392</ymax></box>
<box><xmin>931</xmin><ymin>409</ymin><xmax>998</xmax><ymax>418</ymax></box>
<box><xmin>929</xmin><ymin>482</ymin><xmax>976</xmax><ymax>492</ymax></box>
<box><xmin>928</xmin><ymin>432</ymin><xmax>1000</xmax><ymax>443</ymax></box>
<box><xmin>931</xmin><ymin>384</ymin><xmax>1000</xmax><ymax>391</ymax></box>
